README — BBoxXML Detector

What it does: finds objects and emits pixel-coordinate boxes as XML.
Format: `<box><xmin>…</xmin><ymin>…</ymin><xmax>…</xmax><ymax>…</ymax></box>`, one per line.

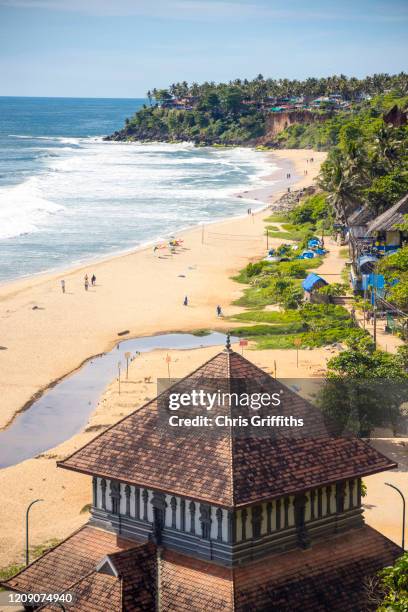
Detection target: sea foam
<box><xmin>0</xmin><ymin>137</ymin><xmax>275</xmax><ymax>280</ymax></box>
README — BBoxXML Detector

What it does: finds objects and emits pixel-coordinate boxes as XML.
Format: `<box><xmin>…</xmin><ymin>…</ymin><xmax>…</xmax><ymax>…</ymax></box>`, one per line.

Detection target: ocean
<box><xmin>0</xmin><ymin>97</ymin><xmax>274</xmax><ymax>283</ymax></box>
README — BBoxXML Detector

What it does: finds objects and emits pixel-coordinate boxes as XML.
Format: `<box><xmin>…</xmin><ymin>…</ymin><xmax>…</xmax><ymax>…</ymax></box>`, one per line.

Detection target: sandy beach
<box><xmin>1</xmin><ymin>146</ymin><xmax>405</xmax><ymax>574</ymax></box>
<box><xmin>0</xmin><ymin>148</ymin><xmax>325</xmax><ymax>431</ymax></box>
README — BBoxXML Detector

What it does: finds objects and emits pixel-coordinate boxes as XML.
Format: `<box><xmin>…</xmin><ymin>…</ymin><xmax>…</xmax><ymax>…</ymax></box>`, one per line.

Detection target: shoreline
<box><xmin>0</xmin><ymin>148</ymin><xmax>322</xmax><ymax>431</ymax></box>
<box><xmin>0</xmin><ymin>148</ymin><xmax>289</xmax><ymax>290</ymax></box>
<box><xmin>0</xmin><ymin>147</ymin><xmax>280</xmax><ymax>290</ymax></box>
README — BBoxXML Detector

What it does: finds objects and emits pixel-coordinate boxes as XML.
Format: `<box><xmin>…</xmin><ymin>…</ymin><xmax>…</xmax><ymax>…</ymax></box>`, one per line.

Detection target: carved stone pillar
<box><xmin>284</xmin><ymin>497</ymin><xmax>290</xmax><ymax>528</ymax></box>
<box><xmin>326</xmin><ymin>486</ymin><xmax>332</xmax><ymax>515</ymax></box>
<box><xmin>101</xmin><ymin>479</ymin><xmax>107</xmax><ymax>510</ymax></box>
<box><xmin>142</xmin><ymin>489</ymin><xmax>149</xmax><ymax>521</ymax></box>
<box><xmin>135</xmin><ymin>487</ymin><xmax>140</xmax><ymax>520</ymax></box>
<box><xmin>349</xmin><ymin>480</ymin><xmax>355</xmax><ymax>509</ymax></box>
<box><xmin>241</xmin><ymin>508</ymin><xmax>248</xmax><ymax>541</ymax></box>
<box><xmin>125</xmin><ymin>485</ymin><xmax>131</xmax><ymax>517</ymax></box>
<box><xmin>110</xmin><ymin>480</ymin><xmax>121</xmax><ymax>515</ymax></box>
<box><xmin>266</xmin><ymin>502</ymin><xmax>272</xmax><ymax>534</ymax></box>
<box><xmin>357</xmin><ymin>478</ymin><xmax>362</xmax><ymax>507</ymax></box>
<box><xmin>336</xmin><ymin>482</ymin><xmax>346</xmax><ymax>514</ymax></box>
<box><xmin>276</xmin><ymin>498</ymin><xmax>281</xmax><ymax>530</ymax></box>
<box><xmin>189</xmin><ymin>501</ymin><xmax>196</xmax><ymax>535</ymax></box>
<box><xmin>216</xmin><ymin>508</ymin><xmax>223</xmax><ymax>541</ymax></box>
<box><xmin>310</xmin><ymin>490</ymin><xmax>316</xmax><ymax>521</ymax></box>
<box><xmin>92</xmin><ymin>477</ymin><xmax>97</xmax><ymax>507</ymax></box>
<box><xmin>294</xmin><ymin>493</ymin><xmax>310</xmax><ymax>549</ymax></box>
<box><xmin>170</xmin><ymin>497</ymin><xmax>177</xmax><ymax>529</ymax></box>
<box><xmin>227</xmin><ymin>510</ymin><xmax>236</xmax><ymax>544</ymax></box>
<box><xmin>252</xmin><ymin>505</ymin><xmax>262</xmax><ymax>539</ymax></box>
<box><xmin>180</xmin><ymin>499</ymin><xmax>186</xmax><ymax>532</ymax></box>
<box><xmin>317</xmin><ymin>488</ymin><xmax>323</xmax><ymax>518</ymax></box>
<box><xmin>199</xmin><ymin>503</ymin><xmax>212</xmax><ymax>540</ymax></box>
<box><xmin>151</xmin><ymin>492</ymin><xmax>167</xmax><ymax>545</ymax></box>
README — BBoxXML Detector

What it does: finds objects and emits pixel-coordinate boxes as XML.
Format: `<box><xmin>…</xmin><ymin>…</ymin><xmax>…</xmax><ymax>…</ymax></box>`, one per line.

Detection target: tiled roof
<box><xmin>59</xmin><ymin>351</ymin><xmax>396</xmax><ymax>507</ymax></box>
<box><xmin>2</xmin><ymin>526</ymin><xmax>156</xmax><ymax>612</ymax></box>
<box><xmin>2</xmin><ymin>525</ymin><xmax>402</xmax><ymax>610</ymax></box>
<box><xmin>3</xmin><ymin>526</ymin><xmax>135</xmax><ymax>595</ymax></box>
<box><xmin>40</xmin><ymin>572</ymin><xmax>122</xmax><ymax>612</ymax></box>
<box><xmin>160</xmin><ymin>526</ymin><xmax>402</xmax><ymax>612</ymax></box>
<box><xmin>160</xmin><ymin>550</ymin><xmax>233</xmax><ymax>611</ymax></box>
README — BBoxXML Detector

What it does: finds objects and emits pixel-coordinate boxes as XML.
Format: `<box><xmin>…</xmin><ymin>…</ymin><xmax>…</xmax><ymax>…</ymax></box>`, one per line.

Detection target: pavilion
<box><xmin>2</xmin><ymin>342</ymin><xmax>402</xmax><ymax>610</ymax></box>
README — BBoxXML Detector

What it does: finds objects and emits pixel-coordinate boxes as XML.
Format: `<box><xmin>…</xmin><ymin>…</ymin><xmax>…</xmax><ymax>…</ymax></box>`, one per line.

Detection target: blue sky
<box><xmin>0</xmin><ymin>0</ymin><xmax>407</xmax><ymax>98</ymax></box>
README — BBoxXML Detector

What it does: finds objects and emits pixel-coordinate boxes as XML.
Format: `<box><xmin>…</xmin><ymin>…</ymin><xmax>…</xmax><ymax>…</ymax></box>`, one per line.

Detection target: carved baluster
<box><xmin>336</xmin><ymin>482</ymin><xmax>346</xmax><ymax>514</ymax></box>
<box><xmin>125</xmin><ymin>485</ymin><xmax>131</xmax><ymax>517</ymax></box>
<box><xmin>170</xmin><ymin>497</ymin><xmax>177</xmax><ymax>529</ymax></box>
<box><xmin>227</xmin><ymin>510</ymin><xmax>236</xmax><ymax>544</ymax></box>
<box><xmin>276</xmin><ymin>498</ymin><xmax>281</xmax><ymax>530</ymax></box>
<box><xmin>92</xmin><ymin>477</ymin><xmax>98</xmax><ymax>507</ymax></box>
<box><xmin>284</xmin><ymin>497</ymin><xmax>290</xmax><ymax>528</ymax></box>
<box><xmin>189</xmin><ymin>501</ymin><xmax>196</xmax><ymax>535</ymax></box>
<box><xmin>349</xmin><ymin>480</ymin><xmax>355</xmax><ymax>509</ymax></box>
<box><xmin>266</xmin><ymin>502</ymin><xmax>272</xmax><ymax>534</ymax></box>
<box><xmin>142</xmin><ymin>489</ymin><xmax>149</xmax><ymax>521</ymax></box>
<box><xmin>180</xmin><ymin>499</ymin><xmax>186</xmax><ymax>531</ymax></box>
<box><xmin>326</xmin><ymin>486</ymin><xmax>332</xmax><ymax>515</ymax></box>
<box><xmin>135</xmin><ymin>488</ymin><xmax>140</xmax><ymax>519</ymax></box>
<box><xmin>317</xmin><ymin>488</ymin><xmax>323</xmax><ymax>518</ymax></box>
<box><xmin>101</xmin><ymin>479</ymin><xmax>107</xmax><ymax>510</ymax></box>
<box><xmin>310</xmin><ymin>490</ymin><xmax>316</xmax><ymax>521</ymax></box>
<box><xmin>216</xmin><ymin>508</ymin><xmax>223</xmax><ymax>541</ymax></box>
<box><xmin>241</xmin><ymin>508</ymin><xmax>247</xmax><ymax>541</ymax></box>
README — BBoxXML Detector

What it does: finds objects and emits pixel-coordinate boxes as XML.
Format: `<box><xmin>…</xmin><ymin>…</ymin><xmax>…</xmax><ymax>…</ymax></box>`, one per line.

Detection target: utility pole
<box><xmin>125</xmin><ymin>352</ymin><xmax>131</xmax><ymax>380</ymax></box>
<box><xmin>372</xmin><ymin>275</ymin><xmax>377</xmax><ymax>349</ymax></box>
<box><xmin>26</xmin><ymin>499</ymin><xmax>43</xmax><ymax>565</ymax></box>
<box><xmin>385</xmin><ymin>482</ymin><xmax>406</xmax><ymax>550</ymax></box>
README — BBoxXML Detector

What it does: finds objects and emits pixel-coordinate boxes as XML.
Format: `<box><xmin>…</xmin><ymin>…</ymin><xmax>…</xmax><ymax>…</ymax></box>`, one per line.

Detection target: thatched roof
<box><xmin>366</xmin><ymin>193</ymin><xmax>408</xmax><ymax>233</ymax></box>
<box><xmin>348</xmin><ymin>206</ymin><xmax>373</xmax><ymax>227</ymax></box>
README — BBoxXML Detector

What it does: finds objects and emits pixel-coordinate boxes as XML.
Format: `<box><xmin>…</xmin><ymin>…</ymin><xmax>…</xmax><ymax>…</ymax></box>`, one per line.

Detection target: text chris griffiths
<box><xmin>169</xmin><ymin>415</ymin><xmax>304</xmax><ymax>427</ymax></box>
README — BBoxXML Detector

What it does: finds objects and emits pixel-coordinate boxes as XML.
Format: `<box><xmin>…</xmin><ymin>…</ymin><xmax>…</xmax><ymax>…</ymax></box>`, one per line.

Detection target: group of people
<box><xmin>285</xmin><ymin>172</ymin><xmax>291</xmax><ymax>179</ymax></box>
<box><xmin>183</xmin><ymin>296</ymin><xmax>223</xmax><ymax>317</ymax></box>
<box><xmin>60</xmin><ymin>273</ymin><xmax>96</xmax><ymax>293</ymax></box>
<box><xmin>84</xmin><ymin>274</ymin><xmax>96</xmax><ymax>291</ymax></box>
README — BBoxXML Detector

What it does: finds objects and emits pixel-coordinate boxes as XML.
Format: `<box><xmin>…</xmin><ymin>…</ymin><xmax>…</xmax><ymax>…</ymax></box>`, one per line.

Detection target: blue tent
<box><xmin>302</xmin><ymin>273</ymin><xmax>328</xmax><ymax>292</ymax></box>
<box><xmin>301</xmin><ymin>250</ymin><xmax>315</xmax><ymax>259</ymax></box>
<box><xmin>358</xmin><ymin>254</ymin><xmax>378</xmax><ymax>274</ymax></box>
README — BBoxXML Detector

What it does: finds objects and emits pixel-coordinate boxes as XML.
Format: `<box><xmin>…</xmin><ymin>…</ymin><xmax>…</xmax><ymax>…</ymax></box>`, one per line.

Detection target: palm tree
<box><xmin>319</xmin><ymin>151</ymin><xmax>364</xmax><ymax>223</ymax></box>
<box><xmin>373</xmin><ymin>125</ymin><xmax>401</xmax><ymax>170</ymax></box>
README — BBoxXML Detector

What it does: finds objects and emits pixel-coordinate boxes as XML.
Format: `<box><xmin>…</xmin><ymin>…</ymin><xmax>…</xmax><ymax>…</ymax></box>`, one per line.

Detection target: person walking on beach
<box><xmin>84</xmin><ymin>276</ymin><xmax>89</xmax><ymax>291</ymax></box>
<box><xmin>91</xmin><ymin>274</ymin><xmax>96</xmax><ymax>286</ymax></box>
<box><xmin>61</xmin><ymin>279</ymin><xmax>65</xmax><ymax>294</ymax></box>
<box><xmin>216</xmin><ymin>305</ymin><xmax>222</xmax><ymax>317</ymax></box>
<box><xmin>183</xmin><ymin>296</ymin><xmax>188</xmax><ymax>306</ymax></box>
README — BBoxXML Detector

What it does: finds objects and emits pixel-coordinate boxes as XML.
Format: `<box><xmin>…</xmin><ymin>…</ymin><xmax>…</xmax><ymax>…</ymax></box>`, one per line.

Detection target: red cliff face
<box><xmin>383</xmin><ymin>104</ymin><xmax>408</xmax><ymax>127</ymax></box>
<box><xmin>257</xmin><ymin>110</ymin><xmax>331</xmax><ymax>145</ymax></box>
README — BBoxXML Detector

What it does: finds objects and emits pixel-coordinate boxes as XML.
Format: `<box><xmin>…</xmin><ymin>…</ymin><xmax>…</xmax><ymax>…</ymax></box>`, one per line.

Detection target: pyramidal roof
<box><xmin>59</xmin><ymin>350</ymin><xmax>395</xmax><ymax>507</ymax></box>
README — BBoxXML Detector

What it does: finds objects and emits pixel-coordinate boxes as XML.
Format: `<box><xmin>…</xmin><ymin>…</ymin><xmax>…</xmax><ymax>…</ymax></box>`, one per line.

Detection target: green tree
<box><xmin>318</xmin><ymin>337</ymin><xmax>408</xmax><ymax>436</ymax></box>
<box><xmin>376</xmin><ymin>553</ymin><xmax>408</xmax><ymax>611</ymax></box>
<box><xmin>319</xmin><ymin>150</ymin><xmax>364</xmax><ymax>222</ymax></box>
